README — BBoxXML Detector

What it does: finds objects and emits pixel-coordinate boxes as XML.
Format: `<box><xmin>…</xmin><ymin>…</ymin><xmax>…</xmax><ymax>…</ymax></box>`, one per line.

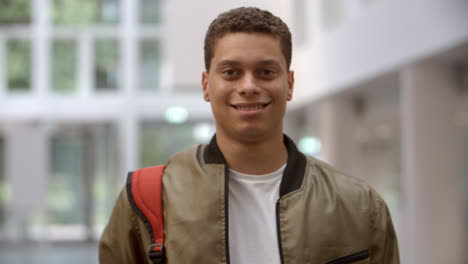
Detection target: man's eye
<box><xmin>260</xmin><ymin>69</ymin><xmax>275</xmax><ymax>76</ymax></box>
<box><xmin>223</xmin><ymin>69</ymin><xmax>237</xmax><ymax>76</ymax></box>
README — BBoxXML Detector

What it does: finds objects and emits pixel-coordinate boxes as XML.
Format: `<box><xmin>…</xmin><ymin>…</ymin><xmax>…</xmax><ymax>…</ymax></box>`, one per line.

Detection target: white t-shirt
<box><xmin>228</xmin><ymin>164</ymin><xmax>285</xmax><ymax>264</ymax></box>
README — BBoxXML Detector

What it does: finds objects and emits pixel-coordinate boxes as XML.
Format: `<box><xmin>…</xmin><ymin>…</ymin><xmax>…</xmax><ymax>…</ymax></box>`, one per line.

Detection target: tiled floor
<box><xmin>0</xmin><ymin>242</ymin><xmax>98</xmax><ymax>264</ymax></box>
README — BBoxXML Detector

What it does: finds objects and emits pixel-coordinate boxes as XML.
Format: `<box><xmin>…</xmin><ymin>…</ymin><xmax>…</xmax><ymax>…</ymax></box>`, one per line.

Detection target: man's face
<box><xmin>202</xmin><ymin>32</ymin><xmax>294</xmax><ymax>142</ymax></box>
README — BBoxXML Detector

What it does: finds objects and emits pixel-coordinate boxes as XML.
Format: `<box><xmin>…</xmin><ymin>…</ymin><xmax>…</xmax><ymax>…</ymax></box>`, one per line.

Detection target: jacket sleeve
<box><xmin>99</xmin><ymin>187</ymin><xmax>150</xmax><ymax>264</ymax></box>
<box><xmin>370</xmin><ymin>191</ymin><xmax>400</xmax><ymax>263</ymax></box>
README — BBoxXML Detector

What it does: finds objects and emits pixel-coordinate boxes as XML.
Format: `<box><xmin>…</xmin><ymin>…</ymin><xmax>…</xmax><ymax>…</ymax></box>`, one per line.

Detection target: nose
<box><xmin>238</xmin><ymin>73</ymin><xmax>260</xmax><ymax>97</ymax></box>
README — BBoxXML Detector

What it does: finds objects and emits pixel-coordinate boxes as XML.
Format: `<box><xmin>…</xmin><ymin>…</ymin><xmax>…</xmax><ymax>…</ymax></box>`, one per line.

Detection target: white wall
<box><xmin>165</xmin><ymin>0</ymin><xmax>289</xmax><ymax>91</ymax></box>
<box><xmin>292</xmin><ymin>0</ymin><xmax>468</xmax><ymax>107</ymax></box>
<box><xmin>401</xmin><ymin>62</ymin><xmax>464</xmax><ymax>264</ymax></box>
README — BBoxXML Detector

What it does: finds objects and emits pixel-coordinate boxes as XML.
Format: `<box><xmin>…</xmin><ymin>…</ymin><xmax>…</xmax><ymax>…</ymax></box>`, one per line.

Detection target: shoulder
<box><xmin>305</xmin><ymin>156</ymin><xmax>384</xmax><ymax>211</ymax></box>
<box><xmin>165</xmin><ymin>144</ymin><xmax>206</xmax><ymax>168</ymax></box>
<box><xmin>163</xmin><ymin>144</ymin><xmax>221</xmax><ymax>186</ymax></box>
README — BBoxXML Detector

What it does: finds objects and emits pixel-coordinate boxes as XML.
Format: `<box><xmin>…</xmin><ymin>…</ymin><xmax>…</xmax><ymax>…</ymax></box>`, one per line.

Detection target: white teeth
<box><xmin>237</xmin><ymin>105</ymin><xmax>264</xmax><ymax>111</ymax></box>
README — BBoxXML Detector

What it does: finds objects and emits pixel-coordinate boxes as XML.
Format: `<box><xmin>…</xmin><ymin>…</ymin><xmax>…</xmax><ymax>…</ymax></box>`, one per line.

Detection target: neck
<box><xmin>216</xmin><ymin>132</ymin><xmax>287</xmax><ymax>175</ymax></box>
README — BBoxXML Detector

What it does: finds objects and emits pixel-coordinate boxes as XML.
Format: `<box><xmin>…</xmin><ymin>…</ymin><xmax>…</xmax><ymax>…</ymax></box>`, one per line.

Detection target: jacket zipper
<box><xmin>276</xmin><ymin>200</ymin><xmax>285</xmax><ymax>264</ymax></box>
<box><xmin>224</xmin><ymin>167</ymin><xmax>231</xmax><ymax>264</ymax></box>
<box><xmin>325</xmin><ymin>249</ymin><xmax>370</xmax><ymax>264</ymax></box>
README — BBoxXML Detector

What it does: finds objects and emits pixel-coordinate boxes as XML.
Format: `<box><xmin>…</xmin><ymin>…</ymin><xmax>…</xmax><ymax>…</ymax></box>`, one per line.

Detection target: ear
<box><xmin>201</xmin><ymin>71</ymin><xmax>210</xmax><ymax>102</ymax></box>
<box><xmin>287</xmin><ymin>71</ymin><xmax>294</xmax><ymax>101</ymax></box>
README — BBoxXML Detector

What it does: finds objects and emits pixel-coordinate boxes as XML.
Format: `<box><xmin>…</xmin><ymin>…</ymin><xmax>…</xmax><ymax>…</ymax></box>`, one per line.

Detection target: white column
<box><xmin>6</xmin><ymin>122</ymin><xmax>48</xmax><ymax>241</ymax></box>
<box><xmin>401</xmin><ymin>63</ymin><xmax>464</xmax><ymax>264</ymax></box>
<box><xmin>32</xmin><ymin>0</ymin><xmax>51</xmax><ymax>98</ymax></box>
<box><xmin>121</xmin><ymin>0</ymin><xmax>137</xmax><ymax>96</ymax></box>
<box><xmin>318</xmin><ymin>97</ymin><xmax>359</xmax><ymax>177</ymax></box>
<box><xmin>78</xmin><ymin>32</ymin><xmax>92</xmax><ymax>98</ymax></box>
<box><xmin>118</xmin><ymin>114</ymin><xmax>139</xmax><ymax>182</ymax></box>
<box><xmin>117</xmin><ymin>0</ymin><xmax>139</xmax><ymax>183</ymax></box>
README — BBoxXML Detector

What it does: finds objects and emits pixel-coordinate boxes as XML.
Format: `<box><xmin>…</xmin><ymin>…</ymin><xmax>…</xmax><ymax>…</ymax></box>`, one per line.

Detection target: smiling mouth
<box><xmin>232</xmin><ymin>103</ymin><xmax>270</xmax><ymax>111</ymax></box>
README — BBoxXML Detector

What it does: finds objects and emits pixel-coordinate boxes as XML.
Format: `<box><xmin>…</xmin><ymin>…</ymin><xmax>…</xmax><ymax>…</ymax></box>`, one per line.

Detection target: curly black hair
<box><xmin>204</xmin><ymin>7</ymin><xmax>292</xmax><ymax>71</ymax></box>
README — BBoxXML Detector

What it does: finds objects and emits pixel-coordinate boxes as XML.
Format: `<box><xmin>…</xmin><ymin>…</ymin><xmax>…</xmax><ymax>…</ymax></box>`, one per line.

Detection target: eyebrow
<box><xmin>257</xmin><ymin>59</ymin><xmax>281</xmax><ymax>67</ymax></box>
<box><xmin>215</xmin><ymin>60</ymin><xmax>241</xmax><ymax>69</ymax></box>
<box><xmin>215</xmin><ymin>59</ymin><xmax>282</xmax><ymax>70</ymax></box>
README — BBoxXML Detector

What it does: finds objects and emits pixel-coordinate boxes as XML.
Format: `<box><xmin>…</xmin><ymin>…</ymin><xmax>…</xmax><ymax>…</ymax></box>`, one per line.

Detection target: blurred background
<box><xmin>0</xmin><ymin>0</ymin><xmax>467</xmax><ymax>263</ymax></box>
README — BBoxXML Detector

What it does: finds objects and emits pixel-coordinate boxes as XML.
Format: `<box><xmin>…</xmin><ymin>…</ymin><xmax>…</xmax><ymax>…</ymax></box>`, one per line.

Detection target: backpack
<box><xmin>126</xmin><ymin>165</ymin><xmax>166</xmax><ymax>264</ymax></box>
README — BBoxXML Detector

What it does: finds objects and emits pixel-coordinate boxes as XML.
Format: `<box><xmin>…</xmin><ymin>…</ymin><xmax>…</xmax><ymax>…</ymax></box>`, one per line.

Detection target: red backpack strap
<box><xmin>126</xmin><ymin>165</ymin><xmax>166</xmax><ymax>264</ymax></box>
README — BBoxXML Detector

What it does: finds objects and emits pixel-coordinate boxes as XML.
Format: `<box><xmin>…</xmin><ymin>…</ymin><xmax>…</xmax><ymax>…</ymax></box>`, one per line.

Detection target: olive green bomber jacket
<box><xmin>99</xmin><ymin>136</ymin><xmax>399</xmax><ymax>263</ymax></box>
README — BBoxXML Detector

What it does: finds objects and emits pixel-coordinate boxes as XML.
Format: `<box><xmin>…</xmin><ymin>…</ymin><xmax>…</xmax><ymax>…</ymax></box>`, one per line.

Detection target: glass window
<box><xmin>0</xmin><ymin>0</ymin><xmax>31</xmax><ymax>24</ymax></box>
<box><xmin>48</xmin><ymin>132</ymin><xmax>86</xmax><ymax>226</ymax></box>
<box><xmin>7</xmin><ymin>39</ymin><xmax>31</xmax><ymax>92</ymax></box>
<box><xmin>139</xmin><ymin>39</ymin><xmax>160</xmax><ymax>91</ymax></box>
<box><xmin>92</xmin><ymin>124</ymin><xmax>119</xmax><ymax>231</ymax></box>
<box><xmin>52</xmin><ymin>39</ymin><xmax>77</xmax><ymax>93</ymax></box>
<box><xmin>140</xmin><ymin>0</ymin><xmax>161</xmax><ymax>24</ymax></box>
<box><xmin>140</xmin><ymin>122</ymin><xmax>215</xmax><ymax>168</ymax></box>
<box><xmin>53</xmin><ymin>0</ymin><xmax>119</xmax><ymax>25</ymax></box>
<box><xmin>48</xmin><ymin>124</ymin><xmax>118</xmax><ymax>240</ymax></box>
<box><xmin>94</xmin><ymin>39</ymin><xmax>120</xmax><ymax>91</ymax></box>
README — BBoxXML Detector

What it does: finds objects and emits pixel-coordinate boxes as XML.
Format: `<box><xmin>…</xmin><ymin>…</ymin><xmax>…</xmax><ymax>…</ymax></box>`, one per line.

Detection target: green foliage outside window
<box><xmin>95</xmin><ymin>39</ymin><xmax>120</xmax><ymax>91</ymax></box>
<box><xmin>139</xmin><ymin>39</ymin><xmax>160</xmax><ymax>91</ymax></box>
<box><xmin>48</xmin><ymin>125</ymin><xmax>117</xmax><ymax>227</ymax></box>
<box><xmin>91</xmin><ymin>126</ymin><xmax>116</xmax><ymax>226</ymax></box>
<box><xmin>7</xmin><ymin>39</ymin><xmax>31</xmax><ymax>92</ymax></box>
<box><xmin>48</xmin><ymin>135</ymin><xmax>85</xmax><ymax>225</ymax></box>
<box><xmin>0</xmin><ymin>0</ymin><xmax>31</xmax><ymax>24</ymax></box>
<box><xmin>53</xmin><ymin>0</ymin><xmax>119</xmax><ymax>25</ymax></box>
<box><xmin>53</xmin><ymin>39</ymin><xmax>77</xmax><ymax>92</ymax></box>
<box><xmin>140</xmin><ymin>0</ymin><xmax>161</xmax><ymax>24</ymax></box>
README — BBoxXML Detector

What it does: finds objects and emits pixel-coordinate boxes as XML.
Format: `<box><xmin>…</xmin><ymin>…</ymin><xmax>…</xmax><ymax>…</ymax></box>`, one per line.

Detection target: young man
<box><xmin>99</xmin><ymin>7</ymin><xmax>399</xmax><ymax>264</ymax></box>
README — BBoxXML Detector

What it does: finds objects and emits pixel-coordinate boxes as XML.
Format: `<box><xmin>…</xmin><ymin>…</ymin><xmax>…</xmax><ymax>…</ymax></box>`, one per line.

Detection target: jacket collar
<box><xmin>203</xmin><ymin>134</ymin><xmax>307</xmax><ymax>197</ymax></box>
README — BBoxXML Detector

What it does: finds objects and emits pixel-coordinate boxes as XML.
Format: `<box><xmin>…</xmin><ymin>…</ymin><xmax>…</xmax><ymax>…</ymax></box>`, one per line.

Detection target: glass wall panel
<box><xmin>0</xmin><ymin>0</ymin><xmax>31</xmax><ymax>24</ymax></box>
<box><xmin>94</xmin><ymin>39</ymin><xmax>120</xmax><ymax>91</ymax></box>
<box><xmin>139</xmin><ymin>39</ymin><xmax>160</xmax><ymax>91</ymax></box>
<box><xmin>140</xmin><ymin>0</ymin><xmax>161</xmax><ymax>24</ymax></box>
<box><xmin>52</xmin><ymin>39</ymin><xmax>77</xmax><ymax>93</ymax></box>
<box><xmin>53</xmin><ymin>0</ymin><xmax>119</xmax><ymax>25</ymax></box>
<box><xmin>48</xmin><ymin>132</ymin><xmax>86</xmax><ymax>226</ymax></box>
<box><xmin>48</xmin><ymin>124</ymin><xmax>118</xmax><ymax>240</ymax></box>
<box><xmin>92</xmin><ymin>124</ymin><xmax>118</xmax><ymax>230</ymax></box>
<box><xmin>7</xmin><ymin>39</ymin><xmax>31</xmax><ymax>92</ymax></box>
<box><xmin>140</xmin><ymin>122</ymin><xmax>215</xmax><ymax>168</ymax></box>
